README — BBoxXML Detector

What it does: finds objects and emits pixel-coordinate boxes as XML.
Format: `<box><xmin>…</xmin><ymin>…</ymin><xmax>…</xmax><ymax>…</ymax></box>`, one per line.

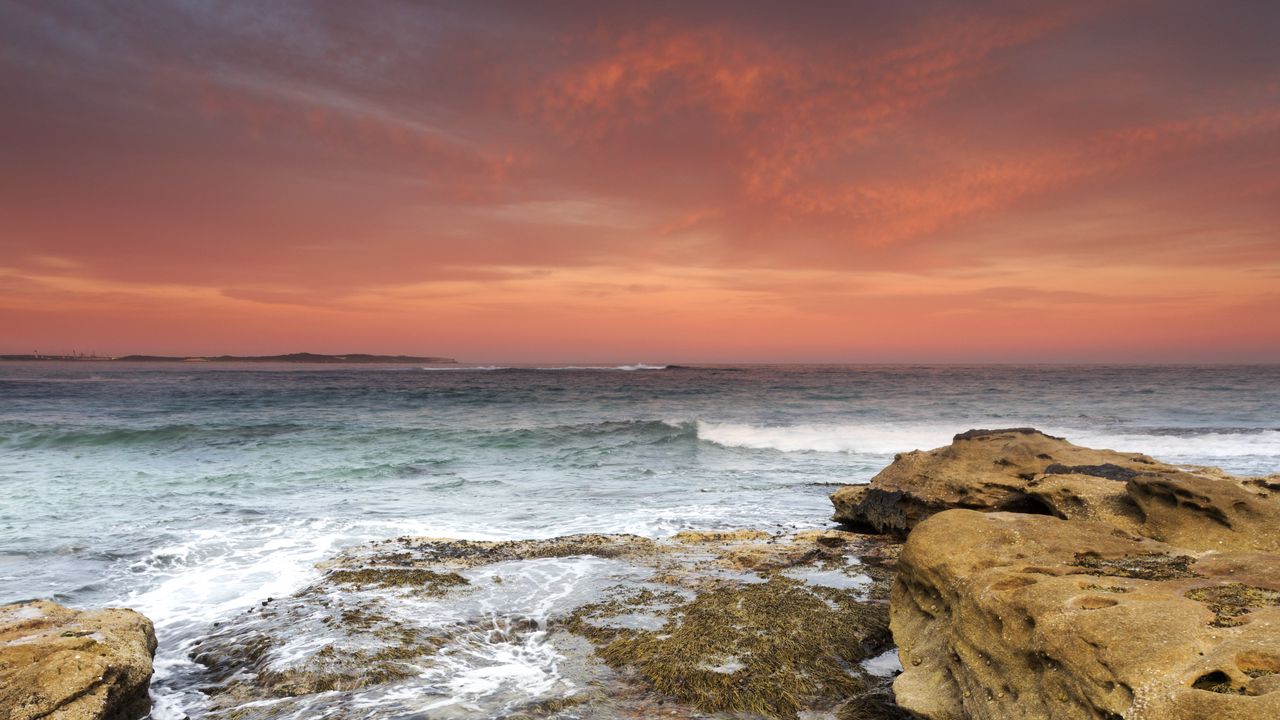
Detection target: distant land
<box><xmin>0</xmin><ymin>352</ymin><xmax>457</xmax><ymax>364</ymax></box>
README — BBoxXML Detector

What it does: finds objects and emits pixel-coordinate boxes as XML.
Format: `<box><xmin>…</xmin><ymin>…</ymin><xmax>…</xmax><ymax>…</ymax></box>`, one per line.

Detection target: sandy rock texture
<box><xmin>891</xmin><ymin>510</ymin><xmax>1280</xmax><ymax>720</ymax></box>
<box><xmin>831</xmin><ymin>428</ymin><xmax>1280</xmax><ymax>552</ymax></box>
<box><xmin>0</xmin><ymin>600</ymin><xmax>156</xmax><ymax>720</ymax></box>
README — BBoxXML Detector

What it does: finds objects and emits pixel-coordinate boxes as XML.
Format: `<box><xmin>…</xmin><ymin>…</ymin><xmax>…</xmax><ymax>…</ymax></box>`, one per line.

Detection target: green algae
<box><xmin>1072</xmin><ymin>552</ymin><xmax>1199</xmax><ymax>580</ymax></box>
<box><xmin>837</xmin><ymin>685</ymin><xmax>915</xmax><ymax>719</ymax></box>
<box><xmin>578</xmin><ymin>576</ymin><xmax>888</xmax><ymax>718</ymax></box>
<box><xmin>361</xmin><ymin>533</ymin><xmax>660</xmax><ymax>569</ymax></box>
<box><xmin>326</xmin><ymin>567</ymin><xmax>469</xmax><ymax>595</ymax></box>
<box><xmin>1184</xmin><ymin>583</ymin><xmax>1280</xmax><ymax>627</ymax></box>
<box><xmin>1082</xmin><ymin>583</ymin><xmax>1130</xmax><ymax>593</ymax></box>
<box><xmin>504</xmin><ymin>694</ymin><xmax>591</xmax><ymax>718</ymax></box>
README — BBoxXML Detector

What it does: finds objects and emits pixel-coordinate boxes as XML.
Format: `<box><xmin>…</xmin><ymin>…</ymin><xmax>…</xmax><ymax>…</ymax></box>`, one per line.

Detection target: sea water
<box><xmin>1</xmin><ymin>363</ymin><xmax>1277</xmax><ymax>716</ymax></box>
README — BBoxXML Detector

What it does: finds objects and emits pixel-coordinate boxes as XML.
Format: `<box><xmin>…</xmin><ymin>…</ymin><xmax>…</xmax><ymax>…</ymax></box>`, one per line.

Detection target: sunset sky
<box><xmin>2</xmin><ymin>0</ymin><xmax>1278</xmax><ymax>362</ymax></box>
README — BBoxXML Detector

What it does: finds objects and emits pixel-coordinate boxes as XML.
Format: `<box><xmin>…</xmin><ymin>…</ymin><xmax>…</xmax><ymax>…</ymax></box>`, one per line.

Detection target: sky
<box><xmin>1</xmin><ymin>0</ymin><xmax>1278</xmax><ymax>363</ymax></box>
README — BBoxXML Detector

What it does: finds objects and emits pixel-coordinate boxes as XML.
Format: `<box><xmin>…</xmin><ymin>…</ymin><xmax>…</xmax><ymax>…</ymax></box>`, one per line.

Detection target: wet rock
<box><xmin>0</xmin><ymin>600</ymin><xmax>156</xmax><ymax>720</ymax></box>
<box><xmin>326</xmin><ymin>532</ymin><xmax>662</xmax><ymax>570</ymax></box>
<box><xmin>830</xmin><ymin>428</ymin><xmax>1280</xmax><ymax>552</ymax></box>
<box><xmin>325</xmin><ymin>566</ymin><xmax>469</xmax><ymax>594</ymax></box>
<box><xmin>672</xmin><ymin>529</ymin><xmax>771</xmax><ymax>544</ymax></box>
<box><xmin>891</xmin><ymin>510</ymin><xmax>1280</xmax><ymax>720</ymax></box>
<box><xmin>190</xmin><ymin>528</ymin><xmax>902</xmax><ymax>719</ymax></box>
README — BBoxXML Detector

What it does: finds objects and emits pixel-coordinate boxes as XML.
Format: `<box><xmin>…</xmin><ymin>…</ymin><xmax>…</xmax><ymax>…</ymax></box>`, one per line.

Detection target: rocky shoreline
<box><xmin>3</xmin><ymin>428</ymin><xmax>1278</xmax><ymax>719</ymax></box>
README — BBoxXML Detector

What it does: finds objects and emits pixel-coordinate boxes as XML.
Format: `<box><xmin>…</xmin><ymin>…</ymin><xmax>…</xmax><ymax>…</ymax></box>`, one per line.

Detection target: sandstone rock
<box><xmin>831</xmin><ymin>428</ymin><xmax>1280</xmax><ymax>553</ymax></box>
<box><xmin>0</xmin><ymin>600</ymin><xmax>156</xmax><ymax>720</ymax></box>
<box><xmin>891</xmin><ymin>510</ymin><xmax>1280</xmax><ymax>720</ymax></box>
<box><xmin>1125</xmin><ymin>469</ymin><xmax>1280</xmax><ymax>552</ymax></box>
<box><xmin>831</xmin><ymin>428</ymin><xmax>1171</xmax><ymax>534</ymax></box>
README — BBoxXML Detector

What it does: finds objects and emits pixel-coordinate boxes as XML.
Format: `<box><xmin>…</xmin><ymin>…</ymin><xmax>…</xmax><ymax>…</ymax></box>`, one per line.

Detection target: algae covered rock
<box><xmin>891</xmin><ymin>510</ymin><xmax>1280</xmax><ymax>720</ymax></box>
<box><xmin>0</xmin><ymin>600</ymin><xmax>157</xmax><ymax>720</ymax></box>
<box><xmin>575</xmin><ymin>576</ymin><xmax>889</xmax><ymax>717</ymax></box>
<box><xmin>189</xmin><ymin>529</ymin><xmax>902</xmax><ymax>719</ymax></box>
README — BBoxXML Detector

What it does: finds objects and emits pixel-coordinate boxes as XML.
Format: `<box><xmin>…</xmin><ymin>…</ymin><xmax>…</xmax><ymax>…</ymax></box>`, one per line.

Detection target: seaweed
<box><xmin>325</xmin><ymin>567</ymin><xmax>468</xmax><ymax>595</ymax></box>
<box><xmin>1071</xmin><ymin>552</ymin><xmax>1199</xmax><ymax>580</ymax></box>
<box><xmin>582</xmin><ymin>576</ymin><xmax>889</xmax><ymax>718</ymax></box>
<box><xmin>1184</xmin><ymin>583</ymin><xmax>1280</xmax><ymax>627</ymax></box>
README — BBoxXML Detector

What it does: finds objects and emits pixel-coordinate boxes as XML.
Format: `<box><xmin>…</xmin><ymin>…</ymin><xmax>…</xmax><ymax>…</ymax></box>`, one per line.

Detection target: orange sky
<box><xmin>1</xmin><ymin>1</ymin><xmax>1278</xmax><ymax>362</ymax></box>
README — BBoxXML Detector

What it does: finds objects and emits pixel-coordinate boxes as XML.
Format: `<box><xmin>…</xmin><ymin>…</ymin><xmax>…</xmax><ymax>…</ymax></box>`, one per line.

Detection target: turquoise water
<box><xmin>1</xmin><ymin>362</ymin><xmax>1277</xmax><ymax>716</ymax></box>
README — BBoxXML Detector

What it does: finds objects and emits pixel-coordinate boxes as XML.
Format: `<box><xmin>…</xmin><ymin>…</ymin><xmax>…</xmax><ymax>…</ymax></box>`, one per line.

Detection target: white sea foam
<box><xmin>861</xmin><ymin>648</ymin><xmax>903</xmax><ymax>678</ymax></box>
<box><xmin>411</xmin><ymin>557</ymin><xmax>647</xmax><ymax>712</ymax></box>
<box><xmin>1052</xmin><ymin>428</ymin><xmax>1280</xmax><ymax>462</ymax></box>
<box><xmin>695</xmin><ymin>421</ymin><xmax>959</xmax><ymax>454</ymax></box>
<box><xmin>693</xmin><ymin>420</ymin><xmax>1280</xmax><ymax>469</ymax></box>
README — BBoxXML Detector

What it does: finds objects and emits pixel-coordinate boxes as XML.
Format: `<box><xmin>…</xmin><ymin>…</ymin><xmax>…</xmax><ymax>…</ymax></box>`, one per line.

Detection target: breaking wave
<box><xmin>694</xmin><ymin>421</ymin><xmax>956</xmax><ymax>454</ymax></box>
<box><xmin>692</xmin><ymin>420</ymin><xmax>1280</xmax><ymax>464</ymax></box>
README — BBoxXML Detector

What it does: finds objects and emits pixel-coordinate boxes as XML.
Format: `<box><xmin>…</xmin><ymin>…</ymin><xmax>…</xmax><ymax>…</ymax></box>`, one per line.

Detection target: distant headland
<box><xmin>0</xmin><ymin>352</ymin><xmax>457</xmax><ymax>364</ymax></box>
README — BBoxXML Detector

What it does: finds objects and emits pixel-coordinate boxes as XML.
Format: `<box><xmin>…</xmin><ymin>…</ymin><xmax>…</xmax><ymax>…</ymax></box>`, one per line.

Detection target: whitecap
<box><xmin>695</xmin><ymin>421</ymin><xmax>958</xmax><ymax>454</ymax></box>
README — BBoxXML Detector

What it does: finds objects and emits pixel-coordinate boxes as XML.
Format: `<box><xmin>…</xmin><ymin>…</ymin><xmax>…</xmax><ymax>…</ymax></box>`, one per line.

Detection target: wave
<box><xmin>1061</xmin><ymin>427</ymin><xmax>1280</xmax><ymax>461</ymax></box>
<box><xmin>694</xmin><ymin>421</ymin><xmax>957</xmax><ymax>454</ymax></box>
<box><xmin>418</xmin><ymin>365</ymin><xmax>508</xmax><ymax>371</ymax></box>
<box><xmin>692</xmin><ymin>421</ymin><xmax>1280</xmax><ymax>463</ymax></box>
<box><xmin>0</xmin><ymin>421</ymin><xmax>306</xmax><ymax>450</ymax></box>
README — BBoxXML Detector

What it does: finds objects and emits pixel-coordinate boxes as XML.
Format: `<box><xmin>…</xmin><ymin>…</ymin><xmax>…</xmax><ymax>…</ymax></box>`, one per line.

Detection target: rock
<box><xmin>193</xmin><ymin>529</ymin><xmax>902</xmax><ymax>719</ymax></box>
<box><xmin>831</xmin><ymin>428</ymin><xmax>1171</xmax><ymax>534</ymax></box>
<box><xmin>321</xmin><ymin>532</ymin><xmax>662</xmax><ymax>570</ymax></box>
<box><xmin>0</xmin><ymin>600</ymin><xmax>156</xmax><ymax>720</ymax></box>
<box><xmin>673</xmin><ymin>529</ymin><xmax>771</xmax><ymax>544</ymax></box>
<box><xmin>891</xmin><ymin>510</ymin><xmax>1280</xmax><ymax>720</ymax></box>
<box><xmin>831</xmin><ymin>428</ymin><xmax>1280</xmax><ymax>553</ymax></box>
<box><xmin>1125</xmin><ymin>470</ymin><xmax>1280</xmax><ymax>552</ymax></box>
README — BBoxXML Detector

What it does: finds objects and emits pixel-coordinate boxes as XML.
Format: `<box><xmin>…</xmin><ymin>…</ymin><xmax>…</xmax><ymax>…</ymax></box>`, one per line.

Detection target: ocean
<box><xmin>2</xmin><ymin>362</ymin><xmax>1278</xmax><ymax>717</ymax></box>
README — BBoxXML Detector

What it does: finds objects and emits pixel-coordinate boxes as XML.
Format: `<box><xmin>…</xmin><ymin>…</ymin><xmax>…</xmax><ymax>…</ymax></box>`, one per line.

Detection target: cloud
<box><xmin>0</xmin><ymin>0</ymin><xmax>1277</xmax><ymax>359</ymax></box>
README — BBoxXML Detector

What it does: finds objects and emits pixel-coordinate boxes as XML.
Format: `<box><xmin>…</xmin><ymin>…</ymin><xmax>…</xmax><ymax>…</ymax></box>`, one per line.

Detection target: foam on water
<box><xmin>1058</xmin><ymin>427</ymin><xmax>1280</xmax><ymax>462</ymax></box>
<box><xmin>693</xmin><ymin>420</ymin><xmax>1280</xmax><ymax>475</ymax></box>
<box><xmin>695</xmin><ymin>421</ymin><xmax>961</xmax><ymax>454</ymax></box>
<box><xmin>861</xmin><ymin>648</ymin><xmax>903</xmax><ymax>678</ymax></box>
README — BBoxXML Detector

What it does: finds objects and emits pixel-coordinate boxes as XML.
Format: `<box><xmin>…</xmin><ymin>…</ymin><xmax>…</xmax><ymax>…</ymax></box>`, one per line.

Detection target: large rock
<box><xmin>831</xmin><ymin>428</ymin><xmax>1280</xmax><ymax>552</ymax></box>
<box><xmin>891</xmin><ymin>510</ymin><xmax>1280</xmax><ymax>720</ymax></box>
<box><xmin>831</xmin><ymin>428</ymin><xmax>1172</xmax><ymax>534</ymax></box>
<box><xmin>0</xmin><ymin>600</ymin><xmax>156</xmax><ymax>720</ymax></box>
